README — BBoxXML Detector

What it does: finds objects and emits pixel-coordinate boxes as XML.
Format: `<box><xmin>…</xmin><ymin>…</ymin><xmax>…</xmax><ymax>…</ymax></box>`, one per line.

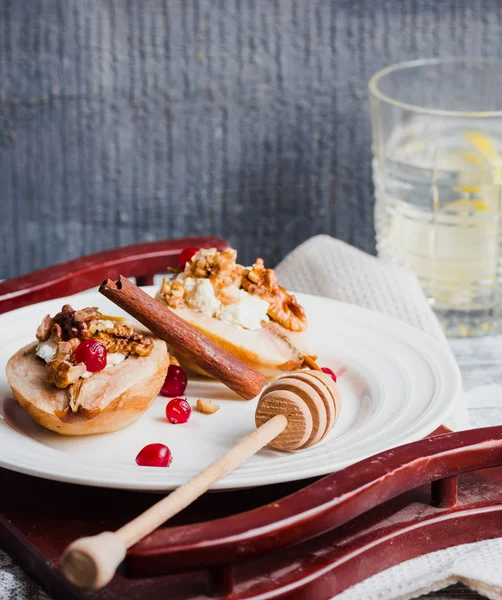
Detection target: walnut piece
<box><xmin>196</xmin><ymin>398</ymin><xmax>220</xmax><ymax>414</ymax></box>
<box><xmin>57</xmin><ymin>304</ymin><xmax>88</xmax><ymax>340</ymax></box>
<box><xmin>94</xmin><ymin>324</ymin><xmax>154</xmax><ymax>356</ymax></box>
<box><xmin>185</xmin><ymin>248</ymin><xmax>244</xmax><ymax>291</ymax></box>
<box><xmin>36</xmin><ymin>314</ymin><xmax>53</xmax><ymax>341</ymax></box>
<box><xmin>185</xmin><ymin>247</ymin><xmax>218</xmax><ymax>277</ymax></box>
<box><xmin>46</xmin><ymin>360</ymin><xmax>86</xmax><ymax>389</ymax></box>
<box><xmin>242</xmin><ymin>259</ymin><xmax>308</xmax><ymax>332</ymax></box>
<box><xmin>54</xmin><ymin>338</ymin><xmax>81</xmax><ymax>361</ymax></box>
<box><xmin>74</xmin><ymin>306</ymin><xmax>102</xmax><ymax>325</ymax></box>
<box><xmin>267</xmin><ymin>287</ymin><xmax>307</xmax><ymax>333</ymax></box>
<box><xmin>157</xmin><ymin>277</ymin><xmax>186</xmax><ymax>309</ymax></box>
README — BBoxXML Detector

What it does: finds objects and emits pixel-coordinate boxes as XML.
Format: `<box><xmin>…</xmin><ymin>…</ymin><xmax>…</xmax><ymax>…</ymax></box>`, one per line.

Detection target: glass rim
<box><xmin>368</xmin><ymin>57</ymin><xmax>502</xmax><ymax>118</ymax></box>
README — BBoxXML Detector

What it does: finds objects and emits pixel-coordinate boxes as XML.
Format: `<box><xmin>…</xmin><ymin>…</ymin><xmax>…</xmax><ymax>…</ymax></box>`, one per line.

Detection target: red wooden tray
<box><xmin>1</xmin><ymin>237</ymin><xmax>502</xmax><ymax>600</ymax></box>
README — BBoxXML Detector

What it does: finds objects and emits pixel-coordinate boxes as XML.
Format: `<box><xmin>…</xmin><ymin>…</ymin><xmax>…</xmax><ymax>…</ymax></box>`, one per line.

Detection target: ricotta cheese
<box><xmin>183</xmin><ymin>277</ymin><xmax>221</xmax><ymax>317</ymax></box>
<box><xmin>35</xmin><ymin>338</ymin><xmax>58</xmax><ymax>363</ymax></box>
<box><xmin>218</xmin><ymin>289</ymin><xmax>269</xmax><ymax>331</ymax></box>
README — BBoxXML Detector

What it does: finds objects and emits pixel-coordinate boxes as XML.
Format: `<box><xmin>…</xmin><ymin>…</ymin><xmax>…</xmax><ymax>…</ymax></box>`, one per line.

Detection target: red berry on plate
<box><xmin>161</xmin><ymin>364</ymin><xmax>188</xmax><ymax>397</ymax></box>
<box><xmin>321</xmin><ymin>367</ymin><xmax>337</xmax><ymax>383</ymax></box>
<box><xmin>74</xmin><ymin>339</ymin><xmax>107</xmax><ymax>372</ymax></box>
<box><xmin>136</xmin><ymin>443</ymin><xmax>172</xmax><ymax>467</ymax></box>
<box><xmin>179</xmin><ymin>246</ymin><xmax>200</xmax><ymax>269</ymax></box>
<box><xmin>165</xmin><ymin>397</ymin><xmax>191</xmax><ymax>424</ymax></box>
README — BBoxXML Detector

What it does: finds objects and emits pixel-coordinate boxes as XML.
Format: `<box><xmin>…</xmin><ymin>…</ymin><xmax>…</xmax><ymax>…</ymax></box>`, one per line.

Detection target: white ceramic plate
<box><xmin>0</xmin><ymin>288</ymin><xmax>461</xmax><ymax>491</ymax></box>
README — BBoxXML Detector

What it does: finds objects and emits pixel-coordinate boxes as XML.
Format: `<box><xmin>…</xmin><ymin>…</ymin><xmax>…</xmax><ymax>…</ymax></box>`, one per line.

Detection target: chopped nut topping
<box><xmin>94</xmin><ymin>325</ymin><xmax>154</xmax><ymax>356</ymax></box>
<box><xmin>157</xmin><ymin>278</ymin><xmax>186</xmax><ymax>309</ymax></box>
<box><xmin>35</xmin><ymin>305</ymin><xmax>157</xmax><ymax>399</ymax></box>
<box><xmin>185</xmin><ymin>247</ymin><xmax>218</xmax><ymax>277</ymax></box>
<box><xmin>46</xmin><ymin>360</ymin><xmax>86</xmax><ymax>389</ymax></box>
<box><xmin>157</xmin><ymin>249</ymin><xmax>243</xmax><ymax>309</ymax></box>
<box><xmin>184</xmin><ymin>248</ymin><xmax>226</xmax><ymax>278</ymax></box>
<box><xmin>246</xmin><ymin>259</ymin><xmax>273</xmax><ymax>286</ymax></box>
<box><xmin>196</xmin><ymin>398</ymin><xmax>220</xmax><ymax>414</ymax></box>
<box><xmin>158</xmin><ymin>248</ymin><xmax>307</xmax><ymax>332</ymax></box>
<box><xmin>242</xmin><ymin>259</ymin><xmax>307</xmax><ymax>332</ymax></box>
<box><xmin>51</xmin><ymin>323</ymin><xmax>63</xmax><ymax>342</ymax></box>
<box><xmin>36</xmin><ymin>314</ymin><xmax>53</xmax><ymax>342</ymax></box>
<box><xmin>267</xmin><ymin>288</ymin><xmax>307</xmax><ymax>332</ymax></box>
<box><xmin>185</xmin><ymin>248</ymin><xmax>245</xmax><ymax>291</ymax></box>
<box><xmin>58</xmin><ymin>304</ymin><xmax>94</xmax><ymax>340</ymax></box>
<box><xmin>54</xmin><ymin>338</ymin><xmax>81</xmax><ymax>362</ymax></box>
<box><xmin>74</xmin><ymin>306</ymin><xmax>102</xmax><ymax>326</ymax></box>
<box><xmin>36</xmin><ymin>305</ymin><xmax>104</xmax><ymax>342</ymax></box>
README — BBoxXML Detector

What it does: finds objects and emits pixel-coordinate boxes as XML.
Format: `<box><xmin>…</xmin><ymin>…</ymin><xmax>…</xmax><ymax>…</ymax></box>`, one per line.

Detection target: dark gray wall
<box><xmin>1</xmin><ymin>0</ymin><xmax>502</xmax><ymax>278</ymax></box>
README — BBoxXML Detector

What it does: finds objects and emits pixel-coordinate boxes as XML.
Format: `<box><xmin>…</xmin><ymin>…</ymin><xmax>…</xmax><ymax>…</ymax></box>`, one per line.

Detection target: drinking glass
<box><xmin>370</xmin><ymin>58</ymin><xmax>502</xmax><ymax>337</ymax></box>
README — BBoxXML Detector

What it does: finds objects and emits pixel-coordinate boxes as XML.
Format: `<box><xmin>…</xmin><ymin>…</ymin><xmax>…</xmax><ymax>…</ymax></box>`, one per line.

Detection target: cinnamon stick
<box><xmin>99</xmin><ymin>276</ymin><xmax>267</xmax><ymax>400</ymax></box>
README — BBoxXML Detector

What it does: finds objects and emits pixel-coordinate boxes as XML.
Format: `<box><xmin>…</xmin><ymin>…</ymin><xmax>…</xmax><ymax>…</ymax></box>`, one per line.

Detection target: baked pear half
<box><xmin>6</xmin><ymin>305</ymin><xmax>170</xmax><ymax>436</ymax></box>
<box><xmin>156</xmin><ymin>247</ymin><xmax>314</xmax><ymax>377</ymax></box>
<box><xmin>170</xmin><ymin>308</ymin><xmax>311</xmax><ymax>377</ymax></box>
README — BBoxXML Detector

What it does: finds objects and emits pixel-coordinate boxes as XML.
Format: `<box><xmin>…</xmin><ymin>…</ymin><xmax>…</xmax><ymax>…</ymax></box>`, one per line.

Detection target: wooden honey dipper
<box><xmin>60</xmin><ymin>277</ymin><xmax>341</xmax><ymax>590</ymax></box>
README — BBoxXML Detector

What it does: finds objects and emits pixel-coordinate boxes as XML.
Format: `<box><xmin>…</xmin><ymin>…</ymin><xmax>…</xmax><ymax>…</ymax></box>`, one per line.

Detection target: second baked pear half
<box><xmin>155</xmin><ymin>247</ymin><xmax>313</xmax><ymax>377</ymax></box>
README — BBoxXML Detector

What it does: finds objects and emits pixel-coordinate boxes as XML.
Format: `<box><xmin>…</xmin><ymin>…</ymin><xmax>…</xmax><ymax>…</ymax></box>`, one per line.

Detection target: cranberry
<box><xmin>74</xmin><ymin>339</ymin><xmax>107</xmax><ymax>372</ymax></box>
<box><xmin>179</xmin><ymin>246</ymin><xmax>200</xmax><ymax>269</ymax></box>
<box><xmin>165</xmin><ymin>397</ymin><xmax>191</xmax><ymax>424</ymax></box>
<box><xmin>161</xmin><ymin>364</ymin><xmax>188</xmax><ymax>397</ymax></box>
<box><xmin>321</xmin><ymin>367</ymin><xmax>337</xmax><ymax>383</ymax></box>
<box><xmin>136</xmin><ymin>443</ymin><xmax>172</xmax><ymax>467</ymax></box>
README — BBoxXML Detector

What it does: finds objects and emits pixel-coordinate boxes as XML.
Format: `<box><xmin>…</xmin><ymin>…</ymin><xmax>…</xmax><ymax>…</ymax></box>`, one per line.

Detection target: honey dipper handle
<box><xmin>99</xmin><ymin>276</ymin><xmax>268</xmax><ymax>400</ymax></box>
<box><xmin>61</xmin><ymin>414</ymin><xmax>288</xmax><ymax>590</ymax></box>
<box><xmin>118</xmin><ymin>414</ymin><xmax>287</xmax><ymax>546</ymax></box>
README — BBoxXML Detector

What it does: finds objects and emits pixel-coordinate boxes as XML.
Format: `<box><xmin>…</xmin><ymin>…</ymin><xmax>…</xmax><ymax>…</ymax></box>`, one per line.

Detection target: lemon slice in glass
<box><xmin>443</xmin><ymin>199</ymin><xmax>489</xmax><ymax>212</ymax></box>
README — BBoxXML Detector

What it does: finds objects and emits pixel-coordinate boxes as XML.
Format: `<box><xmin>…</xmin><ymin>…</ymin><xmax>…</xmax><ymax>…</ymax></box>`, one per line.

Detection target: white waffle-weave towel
<box><xmin>276</xmin><ymin>235</ymin><xmax>447</xmax><ymax>342</ymax></box>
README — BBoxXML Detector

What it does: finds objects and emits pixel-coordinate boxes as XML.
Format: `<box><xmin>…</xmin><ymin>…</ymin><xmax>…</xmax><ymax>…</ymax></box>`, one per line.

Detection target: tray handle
<box><xmin>0</xmin><ymin>237</ymin><xmax>228</xmax><ymax>314</ymax></box>
<box><xmin>128</xmin><ymin>425</ymin><xmax>502</xmax><ymax>577</ymax></box>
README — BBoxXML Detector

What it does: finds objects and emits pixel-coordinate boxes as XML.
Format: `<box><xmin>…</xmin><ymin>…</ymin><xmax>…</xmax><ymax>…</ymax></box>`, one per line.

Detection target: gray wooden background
<box><xmin>2</xmin><ymin>0</ymin><xmax>502</xmax><ymax>279</ymax></box>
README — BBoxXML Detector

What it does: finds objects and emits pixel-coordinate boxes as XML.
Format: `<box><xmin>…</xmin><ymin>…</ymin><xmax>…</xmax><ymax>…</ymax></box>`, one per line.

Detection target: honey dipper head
<box><xmin>255</xmin><ymin>371</ymin><xmax>341</xmax><ymax>451</ymax></box>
